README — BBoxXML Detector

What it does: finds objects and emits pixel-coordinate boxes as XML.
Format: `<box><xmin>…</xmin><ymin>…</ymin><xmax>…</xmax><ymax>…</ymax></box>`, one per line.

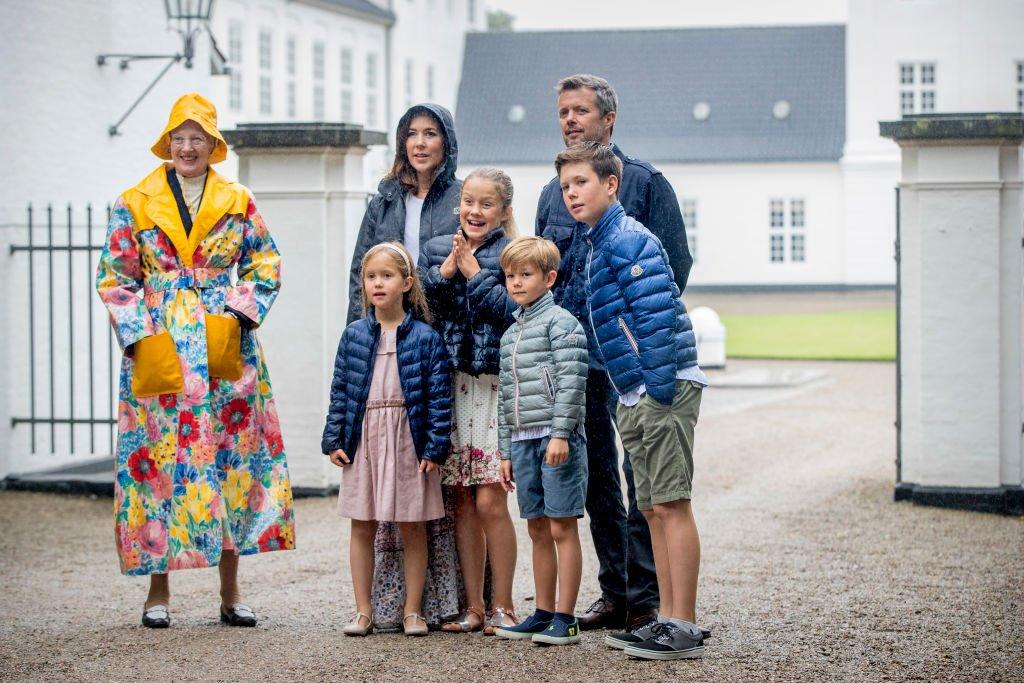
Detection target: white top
<box><xmin>403</xmin><ymin>193</ymin><xmax>425</xmax><ymax>262</ymax></box>
<box><xmin>617</xmin><ymin>365</ymin><xmax>710</xmax><ymax>407</ymax></box>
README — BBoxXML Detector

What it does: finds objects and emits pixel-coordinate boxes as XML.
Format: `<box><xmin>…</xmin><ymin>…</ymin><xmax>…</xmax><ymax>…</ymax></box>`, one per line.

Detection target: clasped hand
<box><xmin>329</xmin><ymin>448</ymin><xmax>437</xmax><ymax>473</ymax></box>
<box><xmin>438</xmin><ymin>231</ymin><xmax>480</xmax><ymax>279</ymax></box>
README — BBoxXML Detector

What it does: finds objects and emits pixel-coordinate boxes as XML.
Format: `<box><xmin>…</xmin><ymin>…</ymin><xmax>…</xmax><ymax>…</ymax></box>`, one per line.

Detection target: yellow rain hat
<box><xmin>151</xmin><ymin>92</ymin><xmax>228</xmax><ymax>164</ymax></box>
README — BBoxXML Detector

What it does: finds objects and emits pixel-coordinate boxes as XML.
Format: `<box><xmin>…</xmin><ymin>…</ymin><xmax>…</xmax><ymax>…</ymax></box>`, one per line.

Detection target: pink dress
<box><xmin>339</xmin><ymin>330</ymin><xmax>444</xmax><ymax>522</ymax></box>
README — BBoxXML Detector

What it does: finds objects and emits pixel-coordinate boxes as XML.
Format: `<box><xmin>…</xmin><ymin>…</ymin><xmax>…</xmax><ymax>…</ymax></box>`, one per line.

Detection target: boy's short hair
<box><xmin>500</xmin><ymin>236</ymin><xmax>561</xmax><ymax>274</ymax></box>
<box><xmin>554</xmin><ymin>141</ymin><xmax>623</xmax><ymax>182</ymax></box>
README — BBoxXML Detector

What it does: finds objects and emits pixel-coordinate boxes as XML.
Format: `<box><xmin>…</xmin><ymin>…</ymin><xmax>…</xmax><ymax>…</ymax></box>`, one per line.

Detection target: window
<box><xmin>228</xmin><ymin>21</ymin><xmax>243</xmax><ymax>111</ymax></box>
<box><xmin>341</xmin><ymin>90</ymin><xmax>353</xmax><ymax>121</ymax></box>
<box><xmin>287</xmin><ymin>36</ymin><xmax>296</xmax><ymax>76</ymax></box>
<box><xmin>366</xmin><ymin>53</ymin><xmax>378</xmax><ymax>89</ymax></box>
<box><xmin>405</xmin><ymin>59</ymin><xmax>414</xmax><ymax>108</ymax></box>
<box><xmin>258</xmin><ymin>29</ymin><xmax>272</xmax><ymax>115</ymax></box>
<box><xmin>340</xmin><ymin>47</ymin><xmax>353</xmax><ymax>121</ymax></box>
<box><xmin>1017</xmin><ymin>61</ymin><xmax>1023</xmax><ymax>112</ymax></box>
<box><xmin>426</xmin><ymin>64</ymin><xmax>435</xmax><ymax>100</ymax></box>
<box><xmin>313</xmin><ymin>41</ymin><xmax>325</xmax><ymax>119</ymax></box>
<box><xmin>682</xmin><ymin>199</ymin><xmax>697</xmax><ymax>263</ymax></box>
<box><xmin>366</xmin><ymin>94</ymin><xmax>378</xmax><ymax>128</ymax></box>
<box><xmin>287</xmin><ymin>81</ymin><xmax>296</xmax><ymax>118</ymax></box>
<box><xmin>769</xmin><ymin>198</ymin><xmax>806</xmax><ymax>264</ymax></box>
<box><xmin>899</xmin><ymin>62</ymin><xmax>936</xmax><ymax>115</ymax></box>
<box><xmin>468</xmin><ymin>0</ymin><xmax>476</xmax><ymax>21</ymax></box>
<box><xmin>366</xmin><ymin>53</ymin><xmax>379</xmax><ymax>127</ymax></box>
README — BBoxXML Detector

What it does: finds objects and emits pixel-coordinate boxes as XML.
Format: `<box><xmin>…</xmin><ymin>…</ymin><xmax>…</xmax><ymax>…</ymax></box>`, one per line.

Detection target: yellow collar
<box><xmin>130</xmin><ymin>164</ymin><xmax>249</xmax><ymax>267</ymax></box>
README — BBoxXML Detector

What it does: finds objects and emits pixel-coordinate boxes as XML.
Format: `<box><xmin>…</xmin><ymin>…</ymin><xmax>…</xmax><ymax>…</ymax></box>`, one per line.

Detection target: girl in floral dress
<box><xmin>419</xmin><ymin>168</ymin><xmax>521</xmax><ymax>634</ymax></box>
<box><xmin>322</xmin><ymin>242</ymin><xmax>453</xmax><ymax>636</ymax></box>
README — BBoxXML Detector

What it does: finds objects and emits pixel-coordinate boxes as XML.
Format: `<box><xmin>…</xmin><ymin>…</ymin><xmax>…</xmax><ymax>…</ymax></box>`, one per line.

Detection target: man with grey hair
<box><xmin>536</xmin><ymin>74</ymin><xmax>693</xmax><ymax>633</ymax></box>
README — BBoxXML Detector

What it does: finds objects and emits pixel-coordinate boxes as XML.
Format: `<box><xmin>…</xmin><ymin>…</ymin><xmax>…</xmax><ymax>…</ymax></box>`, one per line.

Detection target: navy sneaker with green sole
<box><xmin>494</xmin><ymin>612</ymin><xmax>552</xmax><ymax>640</ymax></box>
<box><xmin>532</xmin><ymin>618</ymin><xmax>581</xmax><ymax>646</ymax></box>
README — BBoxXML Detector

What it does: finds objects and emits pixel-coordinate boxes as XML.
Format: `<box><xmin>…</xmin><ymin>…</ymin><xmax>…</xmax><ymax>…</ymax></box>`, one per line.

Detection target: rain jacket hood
<box><xmin>382</xmin><ymin>103</ymin><xmax>459</xmax><ymax>196</ymax></box>
<box><xmin>151</xmin><ymin>92</ymin><xmax>228</xmax><ymax>164</ymax></box>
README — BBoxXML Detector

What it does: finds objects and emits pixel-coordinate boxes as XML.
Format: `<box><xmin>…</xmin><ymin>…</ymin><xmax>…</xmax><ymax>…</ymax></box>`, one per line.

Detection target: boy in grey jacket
<box><xmin>494</xmin><ymin>236</ymin><xmax>589</xmax><ymax>646</ymax></box>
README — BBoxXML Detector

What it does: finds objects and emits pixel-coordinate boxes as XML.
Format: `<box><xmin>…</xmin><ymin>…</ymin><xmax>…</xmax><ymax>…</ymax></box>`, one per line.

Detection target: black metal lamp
<box><xmin>98</xmin><ymin>0</ymin><xmax>222</xmax><ymax>136</ymax></box>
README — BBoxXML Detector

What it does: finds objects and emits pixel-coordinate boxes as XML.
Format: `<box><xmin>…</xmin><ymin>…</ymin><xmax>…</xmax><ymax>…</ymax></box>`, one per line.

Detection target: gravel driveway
<box><xmin>1</xmin><ymin>360</ymin><xmax>1020</xmax><ymax>682</ymax></box>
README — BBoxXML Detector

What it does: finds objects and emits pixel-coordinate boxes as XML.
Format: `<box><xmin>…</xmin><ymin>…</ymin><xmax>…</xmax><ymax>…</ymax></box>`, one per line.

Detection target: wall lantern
<box><xmin>97</xmin><ymin>0</ymin><xmax>225</xmax><ymax>136</ymax></box>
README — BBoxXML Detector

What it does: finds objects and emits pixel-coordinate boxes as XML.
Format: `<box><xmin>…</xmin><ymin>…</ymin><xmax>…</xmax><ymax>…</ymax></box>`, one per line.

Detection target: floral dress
<box><xmin>97</xmin><ymin>163</ymin><xmax>294</xmax><ymax>576</ymax></box>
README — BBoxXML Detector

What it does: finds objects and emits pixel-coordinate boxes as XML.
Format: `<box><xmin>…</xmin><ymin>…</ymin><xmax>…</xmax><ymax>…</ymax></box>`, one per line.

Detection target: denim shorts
<box><xmin>509</xmin><ymin>432</ymin><xmax>588</xmax><ymax>519</ymax></box>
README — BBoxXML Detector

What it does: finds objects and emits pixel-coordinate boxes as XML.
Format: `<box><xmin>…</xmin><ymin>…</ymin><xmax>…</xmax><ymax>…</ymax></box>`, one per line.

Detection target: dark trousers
<box><xmin>583</xmin><ymin>368</ymin><xmax>659</xmax><ymax>610</ymax></box>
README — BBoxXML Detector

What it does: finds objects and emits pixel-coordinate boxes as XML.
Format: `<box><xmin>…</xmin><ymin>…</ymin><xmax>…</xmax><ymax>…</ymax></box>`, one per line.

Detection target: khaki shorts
<box><xmin>616</xmin><ymin>380</ymin><xmax>702</xmax><ymax>510</ymax></box>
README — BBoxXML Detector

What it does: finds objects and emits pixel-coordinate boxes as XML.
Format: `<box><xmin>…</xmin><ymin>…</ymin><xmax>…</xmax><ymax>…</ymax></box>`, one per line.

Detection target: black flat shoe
<box><xmin>142</xmin><ymin>604</ymin><xmax>170</xmax><ymax>628</ymax></box>
<box><xmin>220</xmin><ymin>603</ymin><xmax>257</xmax><ymax>627</ymax></box>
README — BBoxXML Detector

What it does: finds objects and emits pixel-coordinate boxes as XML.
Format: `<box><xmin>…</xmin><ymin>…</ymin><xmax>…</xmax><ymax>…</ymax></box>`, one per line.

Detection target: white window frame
<box><xmin>899</xmin><ymin>62</ymin><xmax>936</xmax><ymax>115</ymax></box>
<box><xmin>258</xmin><ymin>29</ymin><xmax>272</xmax><ymax>116</ymax></box>
<box><xmin>426</xmin><ymin>64</ymin><xmax>435</xmax><ymax>100</ymax></box>
<box><xmin>340</xmin><ymin>47</ymin><xmax>353</xmax><ymax>122</ymax></box>
<box><xmin>313</xmin><ymin>41</ymin><xmax>325</xmax><ymax>120</ymax></box>
<box><xmin>366</xmin><ymin>53</ymin><xmax>379</xmax><ymax>127</ymax></box>
<box><xmin>769</xmin><ymin>198</ymin><xmax>806</xmax><ymax>264</ymax></box>
<box><xmin>681</xmin><ymin>199</ymin><xmax>697</xmax><ymax>264</ymax></box>
<box><xmin>1017</xmin><ymin>61</ymin><xmax>1023</xmax><ymax>112</ymax></box>
<box><xmin>228</xmin><ymin>21</ymin><xmax>243</xmax><ymax>111</ymax></box>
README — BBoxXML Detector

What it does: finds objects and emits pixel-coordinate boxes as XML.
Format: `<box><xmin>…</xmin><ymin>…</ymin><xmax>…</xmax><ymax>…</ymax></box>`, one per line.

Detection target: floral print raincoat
<box><xmin>97</xmin><ymin>163</ymin><xmax>294</xmax><ymax>576</ymax></box>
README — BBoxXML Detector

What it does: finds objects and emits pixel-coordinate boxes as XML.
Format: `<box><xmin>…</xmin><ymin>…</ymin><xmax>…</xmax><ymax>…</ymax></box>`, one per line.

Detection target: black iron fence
<box><xmin>8</xmin><ymin>203</ymin><xmax>119</xmax><ymax>456</ymax></box>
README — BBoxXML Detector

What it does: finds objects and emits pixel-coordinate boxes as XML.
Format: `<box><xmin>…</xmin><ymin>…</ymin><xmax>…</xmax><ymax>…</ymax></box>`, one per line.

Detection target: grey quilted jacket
<box><xmin>497</xmin><ymin>291</ymin><xmax>588</xmax><ymax>459</ymax></box>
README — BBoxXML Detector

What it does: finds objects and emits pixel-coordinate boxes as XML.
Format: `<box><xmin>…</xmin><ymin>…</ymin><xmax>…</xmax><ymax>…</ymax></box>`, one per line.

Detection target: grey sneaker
<box><xmin>605</xmin><ymin>619</ymin><xmax>663</xmax><ymax>650</ymax></box>
<box><xmin>623</xmin><ymin>621</ymin><xmax>705</xmax><ymax>660</ymax></box>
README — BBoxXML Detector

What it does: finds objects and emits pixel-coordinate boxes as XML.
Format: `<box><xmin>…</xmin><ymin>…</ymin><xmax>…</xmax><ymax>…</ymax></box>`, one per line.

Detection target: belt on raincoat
<box><xmin>144</xmin><ymin>268</ymin><xmax>231</xmax><ymax>294</ymax></box>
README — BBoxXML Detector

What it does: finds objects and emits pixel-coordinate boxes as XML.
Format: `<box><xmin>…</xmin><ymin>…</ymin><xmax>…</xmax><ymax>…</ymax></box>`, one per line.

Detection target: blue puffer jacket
<box><xmin>321</xmin><ymin>309</ymin><xmax>452</xmax><ymax>464</ymax></box>
<box><xmin>536</xmin><ymin>144</ymin><xmax>692</xmax><ymax>319</ymax></box>
<box><xmin>419</xmin><ymin>228</ymin><xmax>515</xmax><ymax>376</ymax></box>
<box><xmin>586</xmin><ymin>203</ymin><xmax>697</xmax><ymax>405</ymax></box>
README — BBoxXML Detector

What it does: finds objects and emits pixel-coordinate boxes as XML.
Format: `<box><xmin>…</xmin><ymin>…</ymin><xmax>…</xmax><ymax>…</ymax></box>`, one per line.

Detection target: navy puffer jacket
<box><xmin>347</xmin><ymin>103</ymin><xmax>462</xmax><ymax>324</ymax></box>
<box><xmin>586</xmin><ymin>203</ymin><xmax>697</xmax><ymax>405</ymax></box>
<box><xmin>321</xmin><ymin>309</ymin><xmax>452</xmax><ymax>464</ymax></box>
<box><xmin>419</xmin><ymin>228</ymin><xmax>515</xmax><ymax>376</ymax></box>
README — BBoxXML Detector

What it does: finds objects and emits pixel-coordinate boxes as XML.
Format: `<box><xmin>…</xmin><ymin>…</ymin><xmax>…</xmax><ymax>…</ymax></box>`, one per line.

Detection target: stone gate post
<box><xmin>880</xmin><ymin>113</ymin><xmax>1023</xmax><ymax>514</ymax></box>
<box><xmin>223</xmin><ymin>123</ymin><xmax>387</xmax><ymax>492</ymax></box>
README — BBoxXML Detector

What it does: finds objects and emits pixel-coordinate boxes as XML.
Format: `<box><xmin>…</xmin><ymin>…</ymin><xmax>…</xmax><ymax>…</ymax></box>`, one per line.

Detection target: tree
<box><xmin>487</xmin><ymin>9</ymin><xmax>515</xmax><ymax>32</ymax></box>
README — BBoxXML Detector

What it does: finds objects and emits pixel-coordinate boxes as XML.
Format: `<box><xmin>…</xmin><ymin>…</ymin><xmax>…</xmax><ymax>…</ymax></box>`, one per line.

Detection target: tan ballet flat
<box><xmin>403</xmin><ymin>612</ymin><xmax>429</xmax><ymax>636</ymax></box>
<box><xmin>343</xmin><ymin>612</ymin><xmax>373</xmax><ymax>636</ymax></box>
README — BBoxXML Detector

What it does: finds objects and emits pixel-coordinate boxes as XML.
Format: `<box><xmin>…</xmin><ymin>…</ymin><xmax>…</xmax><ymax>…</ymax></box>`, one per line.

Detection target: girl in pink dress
<box><xmin>322</xmin><ymin>242</ymin><xmax>453</xmax><ymax>636</ymax></box>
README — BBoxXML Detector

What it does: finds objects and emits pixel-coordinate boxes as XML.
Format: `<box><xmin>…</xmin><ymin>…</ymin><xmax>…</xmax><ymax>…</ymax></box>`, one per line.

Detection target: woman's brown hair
<box><xmin>385</xmin><ymin>106</ymin><xmax>446</xmax><ymax>192</ymax></box>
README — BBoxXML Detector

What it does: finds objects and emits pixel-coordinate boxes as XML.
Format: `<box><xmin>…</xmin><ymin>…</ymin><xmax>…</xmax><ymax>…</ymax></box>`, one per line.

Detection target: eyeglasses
<box><xmin>170</xmin><ymin>135</ymin><xmax>210</xmax><ymax>148</ymax></box>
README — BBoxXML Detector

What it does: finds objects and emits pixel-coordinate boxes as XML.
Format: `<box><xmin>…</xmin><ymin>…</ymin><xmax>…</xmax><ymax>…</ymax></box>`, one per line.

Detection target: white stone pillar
<box><xmin>223</xmin><ymin>123</ymin><xmax>387</xmax><ymax>492</ymax></box>
<box><xmin>881</xmin><ymin>114</ymin><xmax>1023</xmax><ymax>514</ymax></box>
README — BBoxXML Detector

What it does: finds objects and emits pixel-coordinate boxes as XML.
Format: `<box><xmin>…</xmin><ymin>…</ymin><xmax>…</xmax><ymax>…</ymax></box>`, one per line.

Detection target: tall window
<box><xmin>313</xmin><ymin>41</ymin><xmax>325</xmax><ymax>120</ymax></box>
<box><xmin>899</xmin><ymin>62</ymin><xmax>936</xmax><ymax>115</ymax></box>
<box><xmin>366</xmin><ymin>53</ymin><xmax>379</xmax><ymax>127</ymax></box>
<box><xmin>681</xmin><ymin>199</ymin><xmax>697</xmax><ymax>264</ymax></box>
<box><xmin>258</xmin><ymin>29</ymin><xmax>272</xmax><ymax>115</ymax></box>
<box><xmin>426</xmin><ymin>64</ymin><xmax>435</xmax><ymax>100</ymax></box>
<box><xmin>286</xmin><ymin>36</ymin><xmax>296</xmax><ymax>118</ymax></box>
<box><xmin>405</xmin><ymin>59</ymin><xmax>414</xmax><ymax>109</ymax></box>
<box><xmin>1017</xmin><ymin>61</ymin><xmax>1023</xmax><ymax>112</ymax></box>
<box><xmin>769</xmin><ymin>198</ymin><xmax>806</xmax><ymax>263</ymax></box>
<box><xmin>340</xmin><ymin>47</ymin><xmax>353</xmax><ymax>121</ymax></box>
<box><xmin>468</xmin><ymin>0</ymin><xmax>476</xmax><ymax>22</ymax></box>
<box><xmin>228</xmin><ymin>21</ymin><xmax>243</xmax><ymax>111</ymax></box>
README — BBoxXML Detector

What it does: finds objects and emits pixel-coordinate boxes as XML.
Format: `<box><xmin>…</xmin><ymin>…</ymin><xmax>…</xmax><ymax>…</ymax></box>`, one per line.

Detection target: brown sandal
<box><xmin>441</xmin><ymin>606</ymin><xmax>485</xmax><ymax>633</ymax></box>
<box><xmin>482</xmin><ymin>607</ymin><xmax>518</xmax><ymax>636</ymax></box>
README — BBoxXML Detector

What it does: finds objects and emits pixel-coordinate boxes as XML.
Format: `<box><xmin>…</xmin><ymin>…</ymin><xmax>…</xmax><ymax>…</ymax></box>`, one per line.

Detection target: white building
<box><xmin>0</xmin><ymin>0</ymin><xmax>484</xmax><ymax>480</ymax></box>
<box><xmin>456</xmin><ymin>0</ymin><xmax>1024</xmax><ymax>289</ymax></box>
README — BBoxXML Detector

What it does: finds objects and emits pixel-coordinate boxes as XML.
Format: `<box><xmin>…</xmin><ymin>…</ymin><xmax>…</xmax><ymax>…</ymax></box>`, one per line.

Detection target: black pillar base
<box><xmin>895</xmin><ymin>482</ymin><xmax>1024</xmax><ymax>516</ymax></box>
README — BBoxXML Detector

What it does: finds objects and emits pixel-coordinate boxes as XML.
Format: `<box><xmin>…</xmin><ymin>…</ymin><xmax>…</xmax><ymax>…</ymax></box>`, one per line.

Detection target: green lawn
<box><xmin>720</xmin><ymin>309</ymin><xmax>896</xmax><ymax>361</ymax></box>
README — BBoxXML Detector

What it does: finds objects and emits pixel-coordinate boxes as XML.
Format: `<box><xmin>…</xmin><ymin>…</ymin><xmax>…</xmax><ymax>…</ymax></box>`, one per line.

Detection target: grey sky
<box><xmin>483</xmin><ymin>0</ymin><xmax>847</xmax><ymax>31</ymax></box>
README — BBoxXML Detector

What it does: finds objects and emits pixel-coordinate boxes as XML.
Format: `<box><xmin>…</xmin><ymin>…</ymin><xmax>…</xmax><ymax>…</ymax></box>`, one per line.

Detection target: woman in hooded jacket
<box><xmin>349</xmin><ymin>104</ymin><xmax>462</xmax><ymax>630</ymax></box>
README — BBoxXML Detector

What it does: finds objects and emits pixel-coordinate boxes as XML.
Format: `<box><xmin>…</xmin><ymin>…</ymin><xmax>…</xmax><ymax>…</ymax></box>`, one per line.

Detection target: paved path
<box><xmin>1</xmin><ymin>360</ymin><xmax>1020</xmax><ymax>681</ymax></box>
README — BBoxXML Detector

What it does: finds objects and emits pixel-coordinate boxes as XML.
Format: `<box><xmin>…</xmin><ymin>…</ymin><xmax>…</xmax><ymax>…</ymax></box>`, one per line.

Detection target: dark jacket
<box><xmin>536</xmin><ymin>143</ymin><xmax>692</xmax><ymax>340</ymax></box>
<box><xmin>585</xmin><ymin>203</ymin><xmax>697</xmax><ymax>405</ymax></box>
<box><xmin>419</xmin><ymin>228</ymin><xmax>515</xmax><ymax>376</ymax></box>
<box><xmin>321</xmin><ymin>309</ymin><xmax>453</xmax><ymax>465</ymax></box>
<box><xmin>347</xmin><ymin>103</ymin><xmax>462</xmax><ymax>324</ymax></box>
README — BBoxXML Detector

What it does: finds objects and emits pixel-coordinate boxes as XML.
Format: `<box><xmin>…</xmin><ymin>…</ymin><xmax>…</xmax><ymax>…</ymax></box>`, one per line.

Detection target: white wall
<box><xmin>468</xmin><ymin>161</ymin><xmax>846</xmax><ymax>286</ymax></box>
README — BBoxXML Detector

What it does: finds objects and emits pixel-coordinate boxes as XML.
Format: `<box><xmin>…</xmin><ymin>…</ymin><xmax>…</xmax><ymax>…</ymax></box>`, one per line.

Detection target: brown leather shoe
<box><xmin>625</xmin><ymin>607</ymin><xmax>659</xmax><ymax>632</ymax></box>
<box><xmin>576</xmin><ymin>597</ymin><xmax>626</xmax><ymax>631</ymax></box>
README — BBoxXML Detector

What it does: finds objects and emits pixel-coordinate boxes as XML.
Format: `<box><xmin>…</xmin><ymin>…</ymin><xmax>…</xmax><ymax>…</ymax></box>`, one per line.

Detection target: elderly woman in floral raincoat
<box><xmin>96</xmin><ymin>92</ymin><xmax>294</xmax><ymax>628</ymax></box>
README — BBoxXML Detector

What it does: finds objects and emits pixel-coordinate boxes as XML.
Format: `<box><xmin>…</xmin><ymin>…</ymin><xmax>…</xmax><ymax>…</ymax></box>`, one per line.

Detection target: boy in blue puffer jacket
<box><xmin>554</xmin><ymin>142</ymin><xmax>709</xmax><ymax>661</ymax></box>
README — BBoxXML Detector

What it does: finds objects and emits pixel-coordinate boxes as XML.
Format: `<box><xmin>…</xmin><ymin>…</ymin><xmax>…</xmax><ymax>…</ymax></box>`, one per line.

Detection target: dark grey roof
<box><xmin>305</xmin><ymin>0</ymin><xmax>394</xmax><ymax>24</ymax></box>
<box><xmin>456</xmin><ymin>25</ymin><xmax>845</xmax><ymax>164</ymax></box>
